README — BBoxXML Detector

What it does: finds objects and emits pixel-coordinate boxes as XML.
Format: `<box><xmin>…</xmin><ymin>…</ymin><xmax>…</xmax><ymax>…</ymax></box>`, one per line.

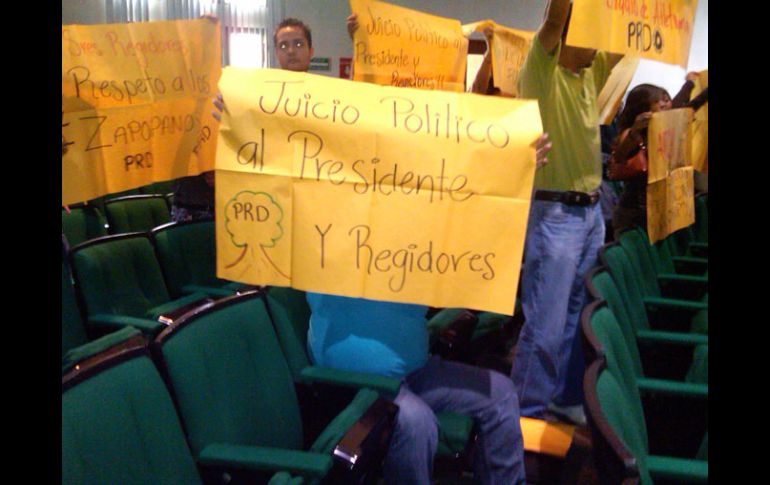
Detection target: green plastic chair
<box><xmin>263</xmin><ymin>286</ymin><xmax>477</xmax><ymax>461</ymax></box>
<box><xmin>62</xmin><ymin>336</ymin><xmax>204</xmax><ymax>485</ymax></box>
<box><xmin>583</xmin><ymin>358</ymin><xmax>708</xmax><ymax>485</ymax></box>
<box><xmin>599</xmin><ymin>243</ymin><xmax>707</xmax><ymax>335</ymax></box>
<box><xmin>582</xmin><ymin>300</ymin><xmax>707</xmax><ymax>460</ymax></box>
<box><xmin>585</xmin><ymin>265</ymin><xmax>707</xmax><ymax>381</ymax></box>
<box><xmin>616</xmin><ymin>228</ymin><xmax>707</xmax><ymax>302</ymax></box>
<box><xmin>652</xmin><ymin>236</ymin><xmax>708</xmax><ymax>277</ymax></box>
<box><xmin>62</xmin><ymin>203</ymin><xmax>109</xmax><ymax>247</ymax></box>
<box><xmin>153</xmin><ymin>291</ymin><xmax>396</xmax><ymax>484</ymax></box>
<box><xmin>69</xmin><ymin>233</ymin><xmax>212</xmax><ymax>336</ymax></box>
<box><xmin>104</xmin><ymin>194</ymin><xmax>171</xmax><ymax>234</ymax></box>
<box><xmin>150</xmin><ymin>220</ymin><xmax>251</xmax><ymax>299</ymax></box>
<box><xmin>62</xmin><ymin>253</ymin><xmax>88</xmax><ymax>360</ymax></box>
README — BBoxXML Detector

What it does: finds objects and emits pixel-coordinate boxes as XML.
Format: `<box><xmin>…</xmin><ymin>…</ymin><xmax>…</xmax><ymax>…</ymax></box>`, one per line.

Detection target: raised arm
<box><xmin>538</xmin><ymin>0</ymin><xmax>571</xmax><ymax>54</ymax></box>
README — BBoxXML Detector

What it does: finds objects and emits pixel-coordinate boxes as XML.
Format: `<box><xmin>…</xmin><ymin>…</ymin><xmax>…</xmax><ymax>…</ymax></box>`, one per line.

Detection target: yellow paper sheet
<box><xmin>215</xmin><ymin>68</ymin><xmax>542</xmax><ymax>315</ymax></box>
<box><xmin>62</xmin><ymin>19</ymin><xmax>221</xmax><ymax>205</ymax></box>
<box><xmin>597</xmin><ymin>55</ymin><xmax>640</xmax><ymax>124</ymax></box>
<box><xmin>520</xmin><ymin>417</ymin><xmax>575</xmax><ymax>458</ymax></box>
<box><xmin>566</xmin><ymin>0</ymin><xmax>699</xmax><ymax>68</ymax></box>
<box><xmin>691</xmin><ymin>69</ymin><xmax>708</xmax><ymax>173</ymax></box>
<box><xmin>349</xmin><ymin>0</ymin><xmax>468</xmax><ymax>92</ymax></box>
<box><xmin>646</xmin><ymin>108</ymin><xmax>695</xmax><ymax>243</ymax></box>
<box><xmin>462</xmin><ymin>20</ymin><xmax>534</xmax><ymax>97</ymax></box>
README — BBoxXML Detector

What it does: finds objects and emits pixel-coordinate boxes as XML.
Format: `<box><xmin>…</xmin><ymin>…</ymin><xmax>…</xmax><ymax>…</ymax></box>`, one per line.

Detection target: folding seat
<box><xmin>62</xmin><ymin>335</ymin><xmax>204</xmax><ymax>485</ymax></box>
<box><xmin>581</xmin><ymin>300</ymin><xmax>707</xmax><ymax>461</ymax></box>
<box><xmin>61</xmin><ymin>203</ymin><xmax>109</xmax><ymax>248</ymax></box>
<box><xmin>599</xmin><ymin>243</ymin><xmax>707</xmax><ymax>335</ymax></box>
<box><xmin>152</xmin><ymin>291</ymin><xmax>397</xmax><ymax>485</ymax></box>
<box><xmin>585</xmin><ymin>265</ymin><xmax>707</xmax><ymax>380</ymax></box>
<box><xmin>151</xmin><ymin>220</ymin><xmax>254</xmax><ymax>299</ymax></box>
<box><xmin>583</xmin><ymin>357</ymin><xmax>708</xmax><ymax>485</ymax></box>
<box><xmin>262</xmin><ymin>286</ymin><xmax>478</xmax><ymax>464</ymax></box>
<box><xmin>616</xmin><ymin>228</ymin><xmax>707</xmax><ymax>302</ymax></box>
<box><xmin>104</xmin><ymin>194</ymin><xmax>172</xmax><ymax>234</ymax></box>
<box><xmin>651</xmin><ymin>235</ymin><xmax>707</xmax><ymax>278</ymax></box>
<box><xmin>68</xmin><ymin>233</ymin><xmax>213</xmax><ymax>337</ymax></box>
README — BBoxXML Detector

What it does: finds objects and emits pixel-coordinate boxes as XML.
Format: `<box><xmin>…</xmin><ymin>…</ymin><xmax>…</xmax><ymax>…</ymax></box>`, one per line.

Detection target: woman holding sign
<box><xmin>609</xmin><ymin>76</ymin><xmax>708</xmax><ymax>238</ymax></box>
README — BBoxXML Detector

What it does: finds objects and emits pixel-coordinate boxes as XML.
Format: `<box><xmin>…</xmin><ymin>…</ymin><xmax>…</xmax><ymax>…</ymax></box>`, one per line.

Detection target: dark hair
<box><xmin>274</xmin><ymin>18</ymin><xmax>312</xmax><ymax>48</ymax></box>
<box><xmin>617</xmin><ymin>84</ymin><xmax>669</xmax><ymax>131</ymax></box>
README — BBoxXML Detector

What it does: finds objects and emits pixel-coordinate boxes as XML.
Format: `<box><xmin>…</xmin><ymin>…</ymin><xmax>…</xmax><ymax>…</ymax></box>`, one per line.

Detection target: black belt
<box><xmin>534</xmin><ymin>190</ymin><xmax>600</xmax><ymax>206</ymax></box>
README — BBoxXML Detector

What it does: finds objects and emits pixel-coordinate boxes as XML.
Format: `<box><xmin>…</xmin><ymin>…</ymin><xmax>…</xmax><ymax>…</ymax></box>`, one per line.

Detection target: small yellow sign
<box><xmin>349</xmin><ymin>0</ymin><xmax>468</xmax><ymax>92</ymax></box>
<box><xmin>566</xmin><ymin>0</ymin><xmax>699</xmax><ymax>68</ymax></box>
<box><xmin>215</xmin><ymin>68</ymin><xmax>543</xmax><ymax>314</ymax></box>
<box><xmin>462</xmin><ymin>20</ymin><xmax>534</xmax><ymax>97</ymax></box>
<box><xmin>62</xmin><ymin>19</ymin><xmax>221</xmax><ymax>205</ymax></box>
<box><xmin>646</xmin><ymin>108</ymin><xmax>695</xmax><ymax>243</ymax></box>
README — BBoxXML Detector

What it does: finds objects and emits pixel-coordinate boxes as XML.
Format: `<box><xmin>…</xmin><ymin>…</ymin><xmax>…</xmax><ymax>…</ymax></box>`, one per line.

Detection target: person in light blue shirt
<box><xmin>307</xmin><ymin>292</ymin><xmax>525</xmax><ymax>485</ymax></box>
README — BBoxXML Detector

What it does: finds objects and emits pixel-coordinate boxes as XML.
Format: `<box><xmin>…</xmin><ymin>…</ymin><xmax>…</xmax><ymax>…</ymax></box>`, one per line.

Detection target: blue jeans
<box><xmin>383</xmin><ymin>356</ymin><xmax>525</xmax><ymax>485</ymax></box>
<box><xmin>511</xmin><ymin>199</ymin><xmax>605</xmax><ymax>418</ymax></box>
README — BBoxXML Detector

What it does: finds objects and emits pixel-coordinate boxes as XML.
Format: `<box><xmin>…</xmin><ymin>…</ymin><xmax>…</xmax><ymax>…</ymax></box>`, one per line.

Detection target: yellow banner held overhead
<box><xmin>597</xmin><ymin>55</ymin><xmax>640</xmax><ymax>124</ymax></box>
<box><xmin>566</xmin><ymin>0</ymin><xmax>699</xmax><ymax>68</ymax></box>
<box><xmin>62</xmin><ymin>19</ymin><xmax>221</xmax><ymax>206</ymax></box>
<box><xmin>215</xmin><ymin>68</ymin><xmax>542</xmax><ymax>315</ymax></box>
<box><xmin>691</xmin><ymin>69</ymin><xmax>708</xmax><ymax>173</ymax></box>
<box><xmin>646</xmin><ymin>108</ymin><xmax>694</xmax><ymax>243</ymax></box>
<box><xmin>462</xmin><ymin>20</ymin><xmax>534</xmax><ymax>97</ymax></box>
<box><xmin>349</xmin><ymin>0</ymin><xmax>468</xmax><ymax>92</ymax></box>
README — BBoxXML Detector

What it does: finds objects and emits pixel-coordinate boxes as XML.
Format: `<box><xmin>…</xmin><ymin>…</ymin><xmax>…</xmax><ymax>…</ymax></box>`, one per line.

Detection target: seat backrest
<box><xmin>105</xmin><ymin>194</ymin><xmax>171</xmax><ymax>234</ymax></box>
<box><xmin>155</xmin><ymin>292</ymin><xmax>305</xmax><ymax>457</ymax></box>
<box><xmin>617</xmin><ymin>228</ymin><xmax>660</xmax><ymax>298</ymax></box>
<box><xmin>651</xmin><ymin>238</ymin><xmax>676</xmax><ymax>274</ymax></box>
<box><xmin>598</xmin><ymin>244</ymin><xmax>651</xmax><ymax>332</ymax></box>
<box><xmin>582</xmin><ymin>301</ymin><xmax>647</xmax><ymax>449</ymax></box>
<box><xmin>151</xmin><ymin>220</ymin><xmax>222</xmax><ymax>298</ymax></box>
<box><xmin>62</xmin><ymin>204</ymin><xmax>108</xmax><ymax>247</ymax></box>
<box><xmin>693</xmin><ymin>194</ymin><xmax>708</xmax><ymax>243</ymax></box>
<box><xmin>585</xmin><ymin>359</ymin><xmax>652</xmax><ymax>485</ymax></box>
<box><xmin>62</xmin><ymin>254</ymin><xmax>88</xmax><ymax>358</ymax></box>
<box><xmin>141</xmin><ymin>180</ymin><xmax>175</xmax><ymax>196</ymax></box>
<box><xmin>585</xmin><ymin>267</ymin><xmax>644</xmax><ymax>377</ymax></box>
<box><xmin>70</xmin><ymin>234</ymin><xmax>172</xmax><ymax>318</ymax></box>
<box><xmin>264</xmin><ymin>286</ymin><xmax>314</xmax><ymax>380</ymax></box>
<box><xmin>62</xmin><ymin>341</ymin><xmax>202</xmax><ymax>485</ymax></box>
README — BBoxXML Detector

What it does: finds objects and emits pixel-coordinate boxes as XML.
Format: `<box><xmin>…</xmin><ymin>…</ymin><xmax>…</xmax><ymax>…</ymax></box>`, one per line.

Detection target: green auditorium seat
<box><xmin>585</xmin><ymin>265</ymin><xmax>707</xmax><ymax>381</ymax></box>
<box><xmin>62</xmin><ymin>335</ymin><xmax>204</xmax><ymax>485</ymax></box>
<box><xmin>151</xmin><ymin>220</ymin><xmax>253</xmax><ymax>299</ymax></box>
<box><xmin>141</xmin><ymin>179</ymin><xmax>175</xmax><ymax>197</ymax></box>
<box><xmin>652</xmin><ymin>235</ymin><xmax>708</xmax><ymax>277</ymax></box>
<box><xmin>104</xmin><ymin>194</ymin><xmax>171</xmax><ymax>234</ymax></box>
<box><xmin>263</xmin><ymin>286</ymin><xmax>477</xmax><ymax>462</ymax></box>
<box><xmin>581</xmin><ymin>300</ymin><xmax>707</xmax><ymax>460</ymax></box>
<box><xmin>61</xmin><ymin>203</ymin><xmax>108</xmax><ymax>247</ymax></box>
<box><xmin>153</xmin><ymin>291</ymin><xmax>396</xmax><ymax>485</ymax></box>
<box><xmin>616</xmin><ymin>227</ymin><xmax>707</xmax><ymax>302</ymax></box>
<box><xmin>599</xmin><ymin>243</ymin><xmax>708</xmax><ymax>335</ymax></box>
<box><xmin>69</xmin><ymin>233</ymin><xmax>213</xmax><ymax>337</ymax></box>
<box><xmin>583</xmin><ymin>358</ymin><xmax>708</xmax><ymax>485</ymax></box>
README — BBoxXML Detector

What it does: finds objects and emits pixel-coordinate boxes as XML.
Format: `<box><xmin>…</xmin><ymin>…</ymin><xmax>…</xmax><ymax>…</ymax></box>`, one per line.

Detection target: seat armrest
<box><xmin>636</xmin><ymin>329</ymin><xmax>708</xmax><ymax>346</ymax></box>
<box><xmin>643</xmin><ymin>296</ymin><xmax>708</xmax><ymax>312</ymax></box>
<box><xmin>332</xmin><ymin>397</ymin><xmax>398</xmax><ymax>471</ymax></box>
<box><xmin>657</xmin><ymin>273</ymin><xmax>708</xmax><ymax>286</ymax></box>
<box><xmin>299</xmin><ymin>366</ymin><xmax>402</xmax><ymax>395</ymax></box>
<box><xmin>647</xmin><ymin>455</ymin><xmax>708</xmax><ymax>483</ymax></box>
<box><xmin>637</xmin><ymin>378</ymin><xmax>708</xmax><ymax>399</ymax></box>
<box><xmin>198</xmin><ymin>444</ymin><xmax>333</xmax><ymax>477</ymax></box>
<box><xmin>88</xmin><ymin>313</ymin><xmax>163</xmax><ymax>333</ymax></box>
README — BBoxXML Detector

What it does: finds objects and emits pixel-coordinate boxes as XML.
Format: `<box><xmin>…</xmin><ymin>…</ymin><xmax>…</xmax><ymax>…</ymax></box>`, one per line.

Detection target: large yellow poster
<box><xmin>349</xmin><ymin>0</ymin><xmax>468</xmax><ymax>92</ymax></box>
<box><xmin>597</xmin><ymin>55</ymin><xmax>640</xmax><ymax>124</ymax></box>
<box><xmin>646</xmin><ymin>108</ymin><xmax>694</xmax><ymax>243</ymax></box>
<box><xmin>216</xmin><ymin>68</ymin><xmax>542</xmax><ymax>315</ymax></box>
<box><xmin>62</xmin><ymin>19</ymin><xmax>221</xmax><ymax>206</ymax></box>
<box><xmin>462</xmin><ymin>20</ymin><xmax>534</xmax><ymax>97</ymax></box>
<box><xmin>566</xmin><ymin>0</ymin><xmax>699</xmax><ymax>68</ymax></box>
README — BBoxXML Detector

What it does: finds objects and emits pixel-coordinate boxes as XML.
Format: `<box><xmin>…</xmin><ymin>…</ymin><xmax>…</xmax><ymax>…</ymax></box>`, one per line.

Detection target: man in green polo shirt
<box><xmin>510</xmin><ymin>0</ymin><xmax>621</xmax><ymax>424</ymax></box>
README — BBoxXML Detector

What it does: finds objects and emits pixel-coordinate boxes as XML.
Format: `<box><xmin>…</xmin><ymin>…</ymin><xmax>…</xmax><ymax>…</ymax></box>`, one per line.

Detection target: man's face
<box><xmin>274</xmin><ymin>26</ymin><xmax>313</xmax><ymax>72</ymax></box>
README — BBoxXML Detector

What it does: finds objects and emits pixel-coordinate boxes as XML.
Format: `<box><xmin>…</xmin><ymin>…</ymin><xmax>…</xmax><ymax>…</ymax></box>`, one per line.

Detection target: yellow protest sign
<box><xmin>566</xmin><ymin>0</ymin><xmax>699</xmax><ymax>68</ymax></box>
<box><xmin>215</xmin><ymin>68</ymin><xmax>542</xmax><ymax>315</ymax></box>
<box><xmin>62</xmin><ymin>19</ymin><xmax>221</xmax><ymax>206</ymax></box>
<box><xmin>462</xmin><ymin>20</ymin><xmax>534</xmax><ymax>97</ymax></box>
<box><xmin>349</xmin><ymin>0</ymin><xmax>468</xmax><ymax>92</ymax></box>
<box><xmin>597</xmin><ymin>55</ymin><xmax>640</xmax><ymax>124</ymax></box>
<box><xmin>691</xmin><ymin>69</ymin><xmax>708</xmax><ymax>173</ymax></box>
<box><xmin>646</xmin><ymin>108</ymin><xmax>694</xmax><ymax>243</ymax></box>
